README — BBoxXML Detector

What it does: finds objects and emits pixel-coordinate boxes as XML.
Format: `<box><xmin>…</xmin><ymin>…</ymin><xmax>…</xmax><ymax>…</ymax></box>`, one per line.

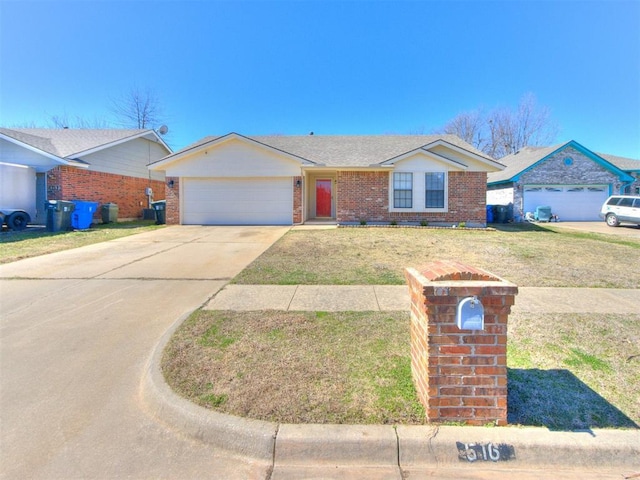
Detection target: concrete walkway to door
<box><xmin>0</xmin><ymin>226</ymin><xmax>288</xmax><ymax>480</ymax></box>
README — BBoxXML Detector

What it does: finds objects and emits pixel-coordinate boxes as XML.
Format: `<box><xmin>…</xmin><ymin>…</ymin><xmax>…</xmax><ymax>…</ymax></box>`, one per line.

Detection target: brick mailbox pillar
<box><xmin>405</xmin><ymin>260</ymin><xmax>518</xmax><ymax>426</ymax></box>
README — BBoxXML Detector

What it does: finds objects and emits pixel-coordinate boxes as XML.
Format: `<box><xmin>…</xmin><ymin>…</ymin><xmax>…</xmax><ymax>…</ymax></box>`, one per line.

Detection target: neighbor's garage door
<box><xmin>182</xmin><ymin>177</ymin><xmax>293</xmax><ymax>225</ymax></box>
<box><xmin>523</xmin><ymin>185</ymin><xmax>609</xmax><ymax>221</ymax></box>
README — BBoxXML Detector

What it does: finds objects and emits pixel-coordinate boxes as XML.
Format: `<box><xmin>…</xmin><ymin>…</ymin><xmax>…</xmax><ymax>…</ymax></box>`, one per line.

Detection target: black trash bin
<box><xmin>495</xmin><ymin>205</ymin><xmax>508</xmax><ymax>224</ymax></box>
<box><xmin>151</xmin><ymin>200</ymin><xmax>166</xmax><ymax>225</ymax></box>
<box><xmin>46</xmin><ymin>200</ymin><xmax>75</xmax><ymax>232</ymax></box>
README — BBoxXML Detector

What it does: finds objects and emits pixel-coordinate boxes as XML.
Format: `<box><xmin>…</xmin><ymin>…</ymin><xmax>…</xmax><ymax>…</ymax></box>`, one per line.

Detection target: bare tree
<box><xmin>49</xmin><ymin>113</ymin><xmax>110</xmax><ymax>129</ymax></box>
<box><xmin>6</xmin><ymin>88</ymin><xmax>166</xmax><ymax>132</ymax></box>
<box><xmin>436</xmin><ymin>93</ymin><xmax>558</xmax><ymax>159</ymax></box>
<box><xmin>439</xmin><ymin>109</ymin><xmax>487</xmax><ymax>150</ymax></box>
<box><xmin>110</xmin><ymin>87</ymin><xmax>163</xmax><ymax>129</ymax></box>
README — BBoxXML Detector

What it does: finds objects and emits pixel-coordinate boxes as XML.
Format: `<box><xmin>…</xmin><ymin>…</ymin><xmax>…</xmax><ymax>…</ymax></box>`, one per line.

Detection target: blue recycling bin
<box><xmin>486</xmin><ymin>205</ymin><xmax>494</xmax><ymax>223</ymax></box>
<box><xmin>71</xmin><ymin>200</ymin><xmax>99</xmax><ymax>229</ymax></box>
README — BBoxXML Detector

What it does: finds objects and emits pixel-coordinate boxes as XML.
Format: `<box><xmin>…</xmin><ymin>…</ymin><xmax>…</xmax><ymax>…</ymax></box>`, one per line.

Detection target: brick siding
<box><xmin>336</xmin><ymin>170</ymin><xmax>487</xmax><ymax>224</ymax></box>
<box><xmin>293</xmin><ymin>176</ymin><xmax>303</xmax><ymax>224</ymax></box>
<box><xmin>47</xmin><ymin>166</ymin><xmax>165</xmax><ymax>221</ymax></box>
<box><xmin>163</xmin><ymin>170</ymin><xmax>488</xmax><ymax>226</ymax></box>
<box><xmin>165</xmin><ymin>177</ymin><xmax>180</xmax><ymax>224</ymax></box>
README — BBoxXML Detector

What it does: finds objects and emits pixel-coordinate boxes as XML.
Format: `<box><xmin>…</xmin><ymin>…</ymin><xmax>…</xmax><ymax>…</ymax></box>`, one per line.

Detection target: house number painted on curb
<box><xmin>456</xmin><ymin>442</ymin><xmax>516</xmax><ymax>462</ymax></box>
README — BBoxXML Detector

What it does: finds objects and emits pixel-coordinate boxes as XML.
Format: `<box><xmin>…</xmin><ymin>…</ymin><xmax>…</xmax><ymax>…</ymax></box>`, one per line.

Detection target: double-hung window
<box><xmin>393</xmin><ymin>172</ymin><xmax>413</xmax><ymax>208</ymax></box>
<box><xmin>425</xmin><ymin>172</ymin><xmax>445</xmax><ymax>208</ymax></box>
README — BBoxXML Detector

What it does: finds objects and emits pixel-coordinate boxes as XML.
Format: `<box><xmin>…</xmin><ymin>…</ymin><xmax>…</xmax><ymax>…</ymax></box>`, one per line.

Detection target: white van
<box><xmin>599</xmin><ymin>195</ymin><xmax>640</xmax><ymax>227</ymax></box>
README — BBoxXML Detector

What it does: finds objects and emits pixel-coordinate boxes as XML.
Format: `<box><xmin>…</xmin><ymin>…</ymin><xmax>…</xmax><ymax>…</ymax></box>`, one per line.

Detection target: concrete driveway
<box><xmin>545</xmin><ymin>221</ymin><xmax>640</xmax><ymax>237</ymax></box>
<box><xmin>0</xmin><ymin>226</ymin><xmax>288</xmax><ymax>479</ymax></box>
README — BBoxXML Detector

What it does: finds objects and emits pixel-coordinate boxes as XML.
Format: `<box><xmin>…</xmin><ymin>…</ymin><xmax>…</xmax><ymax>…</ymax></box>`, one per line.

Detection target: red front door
<box><xmin>316</xmin><ymin>179</ymin><xmax>332</xmax><ymax>217</ymax></box>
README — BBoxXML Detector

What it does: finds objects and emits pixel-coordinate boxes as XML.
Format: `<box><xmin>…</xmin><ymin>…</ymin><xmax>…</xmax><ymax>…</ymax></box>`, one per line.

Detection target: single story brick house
<box><xmin>149</xmin><ymin>133</ymin><xmax>504</xmax><ymax>226</ymax></box>
<box><xmin>0</xmin><ymin>128</ymin><xmax>171</xmax><ymax>223</ymax></box>
<box><xmin>487</xmin><ymin>140</ymin><xmax>640</xmax><ymax>222</ymax></box>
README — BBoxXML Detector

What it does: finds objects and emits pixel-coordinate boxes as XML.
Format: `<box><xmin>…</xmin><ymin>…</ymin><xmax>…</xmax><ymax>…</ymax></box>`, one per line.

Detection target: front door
<box><xmin>315</xmin><ymin>179</ymin><xmax>332</xmax><ymax>217</ymax></box>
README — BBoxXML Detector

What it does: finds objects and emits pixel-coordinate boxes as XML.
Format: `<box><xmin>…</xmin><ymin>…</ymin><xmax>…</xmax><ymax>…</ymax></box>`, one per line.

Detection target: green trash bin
<box><xmin>151</xmin><ymin>200</ymin><xmax>166</xmax><ymax>225</ymax></box>
<box><xmin>101</xmin><ymin>203</ymin><xmax>118</xmax><ymax>224</ymax></box>
<box><xmin>46</xmin><ymin>200</ymin><xmax>75</xmax><ymax>232</ymax></box>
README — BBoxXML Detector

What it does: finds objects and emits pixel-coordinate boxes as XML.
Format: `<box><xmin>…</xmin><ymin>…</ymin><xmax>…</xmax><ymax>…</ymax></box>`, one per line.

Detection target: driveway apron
<box><xmin>0</xmin><ymin>226</ymin><xmax>288</xmax><ymax>479</ymax></box>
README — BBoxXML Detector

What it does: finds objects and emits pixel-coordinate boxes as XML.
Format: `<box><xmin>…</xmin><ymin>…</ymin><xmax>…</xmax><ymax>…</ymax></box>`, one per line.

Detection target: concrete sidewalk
<box><xmin>205</xmin><ymin>284</ymin><xmax>640</xmax><ymax>314</ymax></box>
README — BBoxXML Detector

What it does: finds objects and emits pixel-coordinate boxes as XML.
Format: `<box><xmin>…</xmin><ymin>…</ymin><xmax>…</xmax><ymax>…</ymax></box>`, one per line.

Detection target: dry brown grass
<box><xmin>233</xmin><ymin>225</ymin><xmax>640</xmax><ymax>288</ymax></box>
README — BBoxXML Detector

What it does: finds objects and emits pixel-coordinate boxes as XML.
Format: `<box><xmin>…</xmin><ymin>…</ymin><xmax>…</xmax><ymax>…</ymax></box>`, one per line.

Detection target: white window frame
<box><xmin>393</xmin><ymin>172</ymin><xmax>413</xmax><ymax>208</ymax></box>
<box><xmin>389</xmin><ymin>169</ymin><xmax>448</xmax><ymax>213</ymax></box>
<box><xmin>425</xmin><ymin>172</ymin><xmax>446</xmax><ymax>209</ymax></box>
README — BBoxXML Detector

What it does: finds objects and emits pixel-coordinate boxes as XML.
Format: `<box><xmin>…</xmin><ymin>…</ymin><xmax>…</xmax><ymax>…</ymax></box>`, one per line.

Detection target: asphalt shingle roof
<box><xmin>0</xmin><ymin>128</ymin><xmax>153</xmax><ymax>158</ymax></box>
<box><xmin>487</xmin><ymin>143</ymin><xmax>640</xmax><ymax>184</ymax></box>
<box><xmin>169</xmin><ymin>133</ymin><xmax>497</xmax><ymax>167</ymax></box>
<box><xmin>599</xmin><ymin>152</ymin><xmax>640</xmax><ymax>171</ymax></box>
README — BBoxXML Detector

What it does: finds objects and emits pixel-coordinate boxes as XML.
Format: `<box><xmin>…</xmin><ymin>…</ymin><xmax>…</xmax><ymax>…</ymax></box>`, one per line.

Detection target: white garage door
<box><xmin>182</xmin><ymin>177</ymin><xmax>293</xmax><ymax>225</ymax></box>
<box><xmin>523</xmin><ymin>185</ymin><xmax>609</xmax><ymax>221</ymax></box>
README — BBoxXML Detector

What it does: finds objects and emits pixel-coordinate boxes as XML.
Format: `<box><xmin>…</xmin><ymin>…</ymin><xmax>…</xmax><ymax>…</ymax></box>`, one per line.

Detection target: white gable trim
<box><xmin>150</xmin><ymin>132</ymin><xmax>315</xmax><ymax>170</ymax></box>
<box><xmin>423</xmin><ymin>139</ymin><xmax>505</xmax><ymax>170</ymax></box>
<box><xmin>0</xmin><ymin>133</ymin><xmax>88</xmax><ymax>168</ymax></box>
<box><xmin>382</xmin><ymin>148</ymin><xmax>468</xmax><ymax>170</ymax></box>
<box><xmin>72</xmin><ymin>130</ymin><xmax>171</xmax><ymax>159</ymax></box>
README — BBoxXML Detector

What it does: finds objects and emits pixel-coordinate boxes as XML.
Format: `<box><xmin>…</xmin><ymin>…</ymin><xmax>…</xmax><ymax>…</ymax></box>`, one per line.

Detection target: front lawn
<box><xmin>233</xmin><ymin>224</ymin><xmax>640</xmax><ymax>288</ymax></box>
<box><xmin>0</xmin><ymin>221</ymin><xmax>164</xmax><ymax>264</ymax></box>
<box><xmin>163</xmin><ymin>309</ymin><xmax>640</xmax><ymax>429</ymax></box>
<box><xmin>162</xmin><ymin>223</ymin><xmax>640</xmax><ymax>429</ymax></box>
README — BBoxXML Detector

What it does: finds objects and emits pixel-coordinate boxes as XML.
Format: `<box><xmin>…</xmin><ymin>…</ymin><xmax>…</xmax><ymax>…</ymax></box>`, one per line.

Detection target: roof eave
<box><xmin>0</xmin><ymin>132</ymin><xmax>88</xmax><ymax>168</ymax></box>
<box><xmin>150</xmin><ymin>132</ymin><xmax>317</xmax><ymax>169</ymax></box>
<box><xmin>512</xmin><ymin>141</ymin><xmax>635</xmax><ymax>183</ymax></box>
<box><xmin>71</xmin><ymin>130</ymin><xmax>172</xmax><ymax>158</ymax></box>
<box><xmin>380</xmin><ymin>147</ymin><xmax>469</xmax><ymax>170</ymax></box>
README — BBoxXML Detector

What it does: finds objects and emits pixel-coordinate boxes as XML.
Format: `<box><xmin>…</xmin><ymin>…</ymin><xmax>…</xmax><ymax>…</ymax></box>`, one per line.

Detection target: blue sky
<box><xmin>1</xmin><ymin>0</ymin><xmax>639</xmax><ymax>158</ymax></box>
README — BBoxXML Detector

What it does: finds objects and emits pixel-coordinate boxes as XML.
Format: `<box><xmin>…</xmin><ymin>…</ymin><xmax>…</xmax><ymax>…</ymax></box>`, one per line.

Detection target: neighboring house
<box><xmin>149</xmin><ymin>133</ymin><xmax>504</xmax><ymax>226</ymax></box>
<box><xmin>0</xmin><ymin>128</ymin><xmax>171</xmax><ymax>224</ymax></box>
<box><xmin>487</xmin><ymin>140</ymin><xmax>640</xmax><ymax>222</ymax></box>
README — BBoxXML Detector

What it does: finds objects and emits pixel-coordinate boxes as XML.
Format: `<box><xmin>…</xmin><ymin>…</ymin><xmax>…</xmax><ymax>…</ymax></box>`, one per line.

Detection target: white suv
<box><xmin>600</xmin><ymin>195</ymin><xmax>640</xmax><ymax>227</ymax></box>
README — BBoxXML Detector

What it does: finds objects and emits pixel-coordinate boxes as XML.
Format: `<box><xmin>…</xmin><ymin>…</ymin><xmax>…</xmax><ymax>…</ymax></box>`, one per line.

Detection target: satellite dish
<box><xmin>157</xmin><ymin>125</ymin><xmax>169</xmax><ymax>135</ymax></box>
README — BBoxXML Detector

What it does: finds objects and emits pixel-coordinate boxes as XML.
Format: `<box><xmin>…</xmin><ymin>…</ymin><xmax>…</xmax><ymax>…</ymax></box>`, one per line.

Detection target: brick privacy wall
<box><xmin>47</xmin><ymin>166</ymin><xmax>165</xmax><ymax>220</ymax></box>
<box><xmin>405</xmin><ymin>260</ymin><xmax>518</xmax><ymax>426</ymax></box>
<box><xmin>293</xmin><ymin>176</ymin><xmax>303</xmax><ymax>224</ymax></box>
<box><xmin>165</xmin><ymin>177</ymin><xmax>180</xmax><ymax>224</ymax></box>
<box><xmin>336</xmin><ymin>171</ymin><xmax>487</xmax><ymax>224</ymax></box>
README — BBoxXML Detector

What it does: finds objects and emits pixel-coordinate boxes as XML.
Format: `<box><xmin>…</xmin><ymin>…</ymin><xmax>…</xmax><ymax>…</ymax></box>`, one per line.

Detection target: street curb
<box><xmin>275</xmin><ymin>424</ymin><xmax>398</xmax><ymax>467</ymax></box>
<box><xmin>398</xmin><ymin>425</ymin><xmax>640</xmax><ymax>469</ymax></box>
<box><xmin>141</xmin><ymin>313</ymin><xmax>640</xmax><ymax>472</ymax></box>
<box><xmin>140</xmin><ymin>311</ymin><xmax>278</xmax><ymax>462</ymax></box>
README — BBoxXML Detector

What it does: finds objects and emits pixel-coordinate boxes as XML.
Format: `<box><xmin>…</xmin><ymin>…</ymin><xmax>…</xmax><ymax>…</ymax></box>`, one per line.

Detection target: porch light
<box><xmin>296</xmin><ymin>179</ymin><xmax>301</xmax><ymax>188</ymax></box>
<box><xmin>167</xmin><ymin>179</ymin><xmax>175</xmax><ymax>188</ymax></box>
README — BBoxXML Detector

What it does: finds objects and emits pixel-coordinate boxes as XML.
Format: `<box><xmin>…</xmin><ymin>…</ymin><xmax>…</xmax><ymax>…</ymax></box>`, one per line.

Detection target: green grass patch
<box><xmin>162</xmin><ymin>310</ymin><xmax>426</xmax><ymax>424</ymax></box>
<box><xmin>564</xmin><ymin>348</ymin><xmax>611</xmax><ymax>372</ymax></box>
<box><xmin>0</xmin><ymin>221</ymin><xmax>163</xmax><ymax>264</ymax></box>
<box><xmin>508</xmin><ymin>312</ymin><xmax>639</xmax><ymax>429</ymax></box>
